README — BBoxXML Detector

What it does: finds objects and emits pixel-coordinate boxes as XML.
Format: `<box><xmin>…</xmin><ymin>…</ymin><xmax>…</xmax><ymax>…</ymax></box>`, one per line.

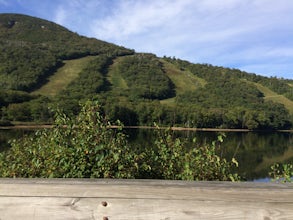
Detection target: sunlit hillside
<box><xmin>0</xmin><ymin>13</ymin><xmax>292</xmax><ymax>130</ymax></box>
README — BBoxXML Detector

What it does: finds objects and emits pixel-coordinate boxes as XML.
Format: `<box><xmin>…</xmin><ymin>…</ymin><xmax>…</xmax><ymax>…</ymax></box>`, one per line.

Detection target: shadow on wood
<box><xmin>0</xmin><ymin>179</ymin><xmax>292</xmax><ymax>219</ymax></box>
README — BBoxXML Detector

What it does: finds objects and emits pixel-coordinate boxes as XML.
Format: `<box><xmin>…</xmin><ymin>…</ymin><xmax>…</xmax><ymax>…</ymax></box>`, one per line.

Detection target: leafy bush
<box><xmin>0</xmin><ymin>101</ymin><xmax>240</xmax><ymax>181</ymax></box>
<box><xmin>0</xmin><ymin>101</ymin><xmax>138</xmax><ymax>178</ymax></box>
<box><xmin>146</xmin><ymin>126</ymin><xmax>240</xmax><ymax>181</ymax></box>
<box><xmin>269</xmin><ymin>163</ymin><xmax>293</xmax><ymax>183</ymax></box>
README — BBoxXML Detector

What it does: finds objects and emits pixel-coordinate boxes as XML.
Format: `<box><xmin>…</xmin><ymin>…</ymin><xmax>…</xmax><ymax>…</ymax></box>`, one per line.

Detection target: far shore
<box><xmin>0</xmin><ymin>124</ymin><xmax>292</xmax><ymax>133</ymax></box>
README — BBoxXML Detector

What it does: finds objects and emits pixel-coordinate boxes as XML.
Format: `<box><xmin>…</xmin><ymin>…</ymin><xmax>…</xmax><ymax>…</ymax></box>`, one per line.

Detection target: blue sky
<box><xmin>1</xmin><ymin>0</ymin><xmax>293</xmax><ymax>79</ymax></box>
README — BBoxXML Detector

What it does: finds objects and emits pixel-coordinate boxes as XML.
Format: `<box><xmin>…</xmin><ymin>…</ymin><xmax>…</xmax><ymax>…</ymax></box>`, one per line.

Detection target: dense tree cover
<box><xmin>4</xmin><ymin>96</ymin><xmax>53</xmax><ymax>122</ymax></box>
<box><xmin>0</xmin><ymin>14</ymin><xmax>133</xmax><ymax>58</ymax></box>
<box><xmin>130</xmin><ymin>102</ymin><xmax>291</xmax><ymax>130</ymax></box>
<box><xmin>0</xmin><ymin>13</ymin><xmax>134</xmax><ymax>90</ymax></box>
<box><xmin>116</xmin><ymin>54</ymin><xmax>175</xmax><ymax>99</ymax></box>
<box><xmin>163</xmin><ymin>57</ymin><xmax>293</xmax><ymax>101</ymax></box>
<box><xmin>159</xmin><ymin>57</ymin><xmax>293</xmax><ymax>130</ymax></box>
<box><xmin>0</xmin><ymin>101</ymin><xmax>240</xmax><ymax>181</ymax></box>
<box><xmin>0</xmin><ymin>90</ymin><xmax>33</xmax><ymax>106</ymax></box>
<box><xmin>0</xmin><ymin>14</ymin><xmax>292</xmax><ymax>130</ymax></box>
<box><xmin>0</xmin><ymin>43</ymin><xmax>61</xmax><ymax>90</ymax></box>
<box><xmin>103</xmin><ymin>102</ymin><xmax>139</xmax><ymax>126</ymax></box>
<box><xmin>0</xmin><ymin>90</ymin><xmax>36</xmax><ymax>124</ymax></box>
<box><xmin>2</xmin><ymin>55</ymin><xmax>292</xmax><ymax>130</ymax></box>
<box><xmin>58</xmin><ymin>55</ymin><xmax>112</xmax><ymax>100</ymax></box>
<box><xmin>178</xmin><ymin>77</ymin><xmax>264</xmax><ymax>108</ymax></box>
<box><xmin>257</xmin><ymin>77</ymin><xmax>293</xmax><ymax>101</ymax></box>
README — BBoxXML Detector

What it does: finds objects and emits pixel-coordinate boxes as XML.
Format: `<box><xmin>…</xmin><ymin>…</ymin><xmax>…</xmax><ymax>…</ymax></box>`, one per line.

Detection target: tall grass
<box><xmin>253</xmin><ymin>82</ymin><xmax>293</xmax><ymax>114</ymax></box>
<box><xmin>32</xmin><ymin>56</ymin><xmax>98</xmax><ymax>97</ymax></box>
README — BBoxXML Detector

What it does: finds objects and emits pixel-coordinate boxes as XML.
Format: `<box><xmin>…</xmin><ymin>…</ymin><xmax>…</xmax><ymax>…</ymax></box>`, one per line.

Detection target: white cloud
<box><xmin>91</xmin><ymin>1</ymin><xmax>258</xmax><ymax>48</ymax></box>
<box><xmin>5</xmin><ymin>0</ymin><xmax>293</xmax><ymax>78</ymax></box>
<box><xmin>51</xmin><ymin>0</ymin><xmax>107</xmax><ymax>35</ymax></box>
<box><xmin>91</xmin><ymin>0</ymin><xmax>194</xmax><ymax>40</ymax></box>
<box><xmin>81</xmin><ymin>0</ymin><xmax>293</xmax><ymax>78</ymax></box>
<box><xmin>54</xmin><ymin>6</ymin><xmax>67</xmax><ymax>26</ymax></box>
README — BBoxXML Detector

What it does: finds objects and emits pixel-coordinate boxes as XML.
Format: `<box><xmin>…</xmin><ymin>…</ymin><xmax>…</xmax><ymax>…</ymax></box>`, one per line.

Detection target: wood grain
<box><xmin>0</xmin><ymin>179</ymin><xmax>292</xmax><ymax>219</ymax></box>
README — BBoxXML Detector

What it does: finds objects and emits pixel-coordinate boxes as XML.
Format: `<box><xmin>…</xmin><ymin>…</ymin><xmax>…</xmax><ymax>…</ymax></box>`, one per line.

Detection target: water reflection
<box><xmin>126</xmin><ymin>129</ymin><xmax>293</xmax><ymax>180</ymax></box>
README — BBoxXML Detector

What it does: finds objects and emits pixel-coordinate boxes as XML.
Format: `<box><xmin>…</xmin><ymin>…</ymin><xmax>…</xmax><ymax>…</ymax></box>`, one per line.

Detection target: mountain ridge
<box><xmin>0</xmin><ymin>13</ymin><xmax>292</xmax><ymax>130</ymax></box>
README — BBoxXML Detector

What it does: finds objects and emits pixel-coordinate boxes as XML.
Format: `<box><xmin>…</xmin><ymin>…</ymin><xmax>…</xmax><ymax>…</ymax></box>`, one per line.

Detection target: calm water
<box><xmin>127</xmin><ymin>129</ymin><xmax>293</xmax><ymax>180</ymax></box>
<box><xmin>1</xmin><ymin>128</ymin><xmax>292</xmax><ymax>180</ymax></box>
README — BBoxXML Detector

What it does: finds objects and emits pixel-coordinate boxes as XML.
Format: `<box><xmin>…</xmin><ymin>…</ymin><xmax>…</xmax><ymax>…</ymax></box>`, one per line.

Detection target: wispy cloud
<box><xmin>50</xmin><ymin>0</ymin><xmax>107</xmax><ymax>35</ymax></box>
<box><xmin>2</xmin><ymin>0</ymin><xmax>293</xmax><ymax>78</ymax></box>
<box><xmin>92</xmin><ymin>0</ymin><xmax>193</xmax><ymax>39</ymax></box>
<box><xmin>90</xmin><ymin>0</ymin><xmax>293</xmax><ymax>78</ymax></box>
<box><xmin>54</xmin><ymin>6</ymin><xmax>67</xmax><ymax>25</ymax></box>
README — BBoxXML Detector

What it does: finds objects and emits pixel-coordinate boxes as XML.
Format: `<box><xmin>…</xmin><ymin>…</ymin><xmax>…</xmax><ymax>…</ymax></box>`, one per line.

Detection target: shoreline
<box><xmin>1</xmin><ymin>124</ymin><xmax>292</xmax><ymax>133</ymax></box>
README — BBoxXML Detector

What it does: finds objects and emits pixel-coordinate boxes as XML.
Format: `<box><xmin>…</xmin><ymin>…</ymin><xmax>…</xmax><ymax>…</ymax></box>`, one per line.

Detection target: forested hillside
<box><xmin>0</xmin><ymin>13</ymin><xmax>133</xmax><ymax>91</ymax></box>
<box><xmin>0</xmin><ymin>13</ymin><xmax>292</xmax><ymax>130</ymax></box>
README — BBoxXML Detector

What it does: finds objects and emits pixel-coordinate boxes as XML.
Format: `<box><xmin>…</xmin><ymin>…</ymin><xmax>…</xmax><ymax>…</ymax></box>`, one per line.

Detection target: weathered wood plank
<box><xmin>0</xmin><ymin>179</ymin><xmax>292</xmax><ymax>220</ymax></box>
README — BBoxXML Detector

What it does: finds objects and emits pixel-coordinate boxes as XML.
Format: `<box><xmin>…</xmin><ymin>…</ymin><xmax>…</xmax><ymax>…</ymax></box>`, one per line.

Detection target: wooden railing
<box><xmin>0</xmin><ymin>179</ymin><xmax>292</xmax><ymax>219</ymax></box>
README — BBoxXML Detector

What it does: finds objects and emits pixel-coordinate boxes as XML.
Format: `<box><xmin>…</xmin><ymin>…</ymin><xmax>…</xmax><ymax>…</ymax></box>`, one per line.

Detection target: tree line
<box><xmin>1</xmin><ymin>54</ymin><xmax>292</xmax><ymax>130</ymax></box>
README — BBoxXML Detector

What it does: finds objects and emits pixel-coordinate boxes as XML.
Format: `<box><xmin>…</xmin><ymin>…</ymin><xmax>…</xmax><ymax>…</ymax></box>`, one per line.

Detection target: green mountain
<box><xmin>0</xmin><ymin>13</ymin><xmax>292</xmax><ymax>130</ymax></box>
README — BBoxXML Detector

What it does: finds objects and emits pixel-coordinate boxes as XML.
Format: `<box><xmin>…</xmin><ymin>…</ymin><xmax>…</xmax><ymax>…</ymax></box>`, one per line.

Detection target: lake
<box><xmin>126</xmin><ymin>129</ymin><xmax>293</xmax><ymax>181</ymax></box>
<box><xmin>1</xmin><ymin>128</ymin><xmax>292</xmax><ymax>181</ymax></box>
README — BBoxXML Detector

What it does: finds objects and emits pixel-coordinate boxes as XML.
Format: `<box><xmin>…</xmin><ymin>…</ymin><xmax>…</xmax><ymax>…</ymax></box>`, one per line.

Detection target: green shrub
<box><xmin>0</xmin><ymin>101</ymin><xmax>240</xmax><ymax>181</ymax></box>
<box><xmin>0</xmin><ymin>101</ymin><xmax>138</xmax><ymax>178</ymax></box>
<box><xmin>269</xmin><ymin>163</ymin><xmax>293</xmax><ymax>183</ymax></box>
<box><xmin>147</xmin><ymin>126</ymin><xmax>240</xmax><ymax>181</ymax></box>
